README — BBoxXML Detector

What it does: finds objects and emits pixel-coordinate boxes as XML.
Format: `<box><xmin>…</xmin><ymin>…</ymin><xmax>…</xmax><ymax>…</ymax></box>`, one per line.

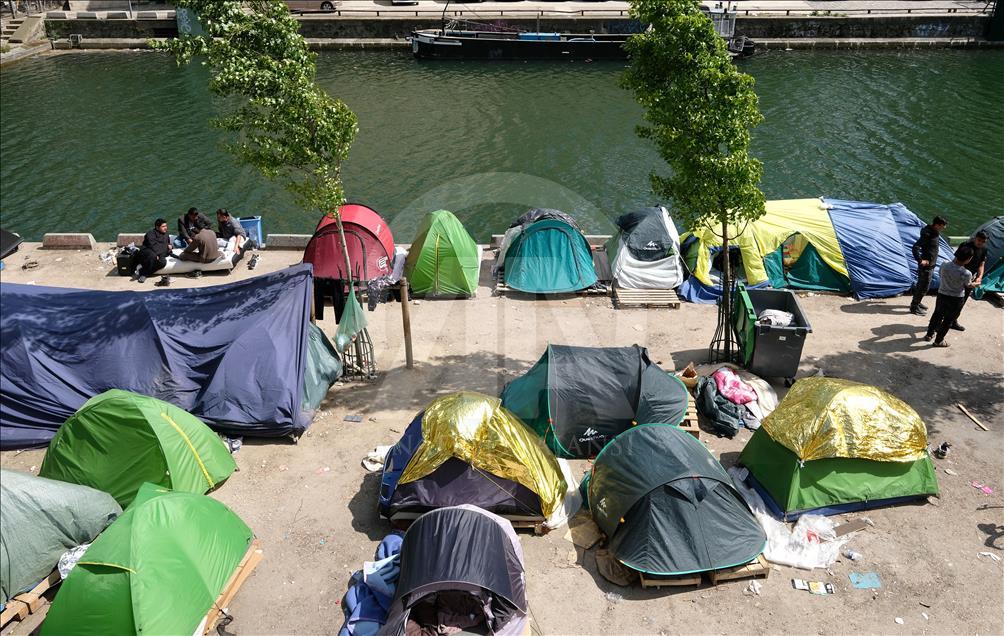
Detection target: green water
<box><xmin>1</xmin><ymin>49</ymin><xmax>1001</xmax><ymax>241</ymax></box>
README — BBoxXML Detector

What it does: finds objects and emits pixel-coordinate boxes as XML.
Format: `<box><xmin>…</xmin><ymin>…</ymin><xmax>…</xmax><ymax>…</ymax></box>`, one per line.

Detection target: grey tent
<box><xmin>380</xmin><ymin>505</ymin><xmax>527</xmax><ymax>636</ymax></box>
<box><xmin>501</xmin><ymin>344</ymin><xmax>689</xmax><ymax>458</ymax></box>
<box><xmin>589</xmin><ymin>425</ymin><xmax>766</xmax><ymax>575</ymax></box>
<box><xmin>606</xmin><ymin>207</ymin><xmax>684</xmax><ymax>290</ymax></box>
<box><xmin>1</xmin><ymin>469</ymin><xmax>121</xmax><ymax>604</ymax></box>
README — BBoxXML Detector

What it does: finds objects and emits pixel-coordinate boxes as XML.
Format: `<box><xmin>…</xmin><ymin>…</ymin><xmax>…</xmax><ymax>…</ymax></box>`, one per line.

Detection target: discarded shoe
<box><xmin>933</xmin><ymin>442</ymin><xmax>951</xmax><ymax>459</ymax></box>
<box><xmin>247</xmin><ymin>254</ymin><xmax>260</xmax><ymax>270</ymax></box>
<box><xmin>186</xmin><ymin>270</ymin><xmax>203</xmax><ymax>279</ymax></box>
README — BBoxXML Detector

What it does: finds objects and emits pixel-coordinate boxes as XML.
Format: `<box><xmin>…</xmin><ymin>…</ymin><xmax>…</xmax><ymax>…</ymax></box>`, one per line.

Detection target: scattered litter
<box><xmin>971</xmin><ymin>481</ymin><xmax>994</xmax><ymax>495</ymax></box>
<box><xmin>895</xmin><ymin>617</ymin><xmax>904</xmax><ymax>625</ymax></box>
<box><xmin>744</xmin><ymin>580</ymin><xmax>763</xmax><ymax>596</ymax></box>
<box><xmin>792</xmin><ymin>579</ymin><xmax>834</xmax><ymax>595</ymax></box>
<box><xmin>977</xmin><ymin>552</ymin><xmax>1002</xmax><ymax>562</ymax></box>
<box><xmin>411</xmin><ymin>300</ymin><xmax>421</xmax><ymax>305</ymax></box>
<box><xmin>564</xmin><ymin>512</ymin><xmax>602</xmax><ymax>549</ymax></box>
<box><xmin>604</xmin><ymin>591</ymin><xmax>623</xmax><ymax>604</ymax></box>
<box><xmin>58</xmin><ymin>543</ymin><xmax>91</xmax><ymax>579</ymax></box>
<box><xmin>632</xmin><ymin>325</ymin><xmax>643</xmax><ymax>332</ymax></box>
<box><xmin>944</xmin><ymin>468</ymin><xmax>958</xmax><ymax>476</ymax></box>
<box><xmin>98</xmin><ymin>250</ymin><xmax>115</xmax><ymax>263</ymax></box>
<box><xmin>921</xmin><ymin>612</ymin><xmax>929</xmax><ymax>621</ymax></box>
<box><xmin>849</xmin><ymin>572</ymin><xmax>882</xmax><ymax>589</ymax></box>
<box><xmin>835</xmin><ymin>519</ymin><xmax>872</xmax><ymax>537</ymax></box>
<box><xmin>221</xmin><ymin>435</ymin><xmax>242</xmax><ymax>454</ymax></box>
<box><xmin>368</xmin><ymin>416</ymin><xmax>377</xmax><ymax>422</ymax></box>
<box><xmin>933</xmin><ymin>441</ymin><xmax>951</xmax><ymax>459</ymax></box>
<box><xmin>956</xmin><ymin>402</ymin><xmax>989</xmax><ymax>431</ymax></box>
<box><xmin>154</xmin><ymin>276</ymin><xmax>171</xmax><ymax>287</ymax></box>
<box><xmin>247</xmin><ymin>253</ymin><xmax>260</xmax><ymax>270</ymax></box>
<box><xmin>315</xmin><ymin>466</ymin><xmax>331</xmax><ymax>475</ymax></box>
<box><xmin>344</xmin><ymin>414</ymin><xmax>363</xmax><ymax>423</ymax></box>
<box><xmin>844</xmin><ymin>550</ymin><xmax>863</xmax><ymax>561</ymax></box>
<box><xmin>278</xmin><ymin>464</ymin><xmax>288</xmax><ymax>472</ymax></box>
<box><xmin>362</xmin><ymin>445</ymin><xmax>392</xmax><ymax>472</ymax></box>
<box><xmin>919</xmin><ymin>601</ymin><xmax>931</xmax><ymax>608</ymax></box>
<box><xmin>29</xmin><ymin>465</ymin><xmax>37</xmax><ymax>472</ymax></box>
<box><xmin>319</xmin><ymin>539</ymin><xmax>326</xmax><ymax>546</ymax></box>
<box><xmin>596</xmin><ymin>549</ymin><xmax>637</xmax><ymax>586</ymax></box>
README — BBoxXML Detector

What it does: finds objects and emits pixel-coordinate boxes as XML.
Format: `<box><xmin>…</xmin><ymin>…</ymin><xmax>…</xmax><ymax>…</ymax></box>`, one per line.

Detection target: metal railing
<box><xmin>313</xmin><ymin>5</ymin><xmax>995</xmax><ymax>19</ymax></box>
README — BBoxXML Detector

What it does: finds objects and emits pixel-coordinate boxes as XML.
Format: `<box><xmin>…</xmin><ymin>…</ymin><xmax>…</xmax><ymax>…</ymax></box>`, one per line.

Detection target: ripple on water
<box><xmin>1</xmin><ymin>49</ymin><xmax>1002</xmax><ymax>241</ymax></box>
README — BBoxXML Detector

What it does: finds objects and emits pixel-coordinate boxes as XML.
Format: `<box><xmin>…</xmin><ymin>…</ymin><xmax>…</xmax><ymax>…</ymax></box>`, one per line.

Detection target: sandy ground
<box><xmin>1</xmin><ymin>242</ymin><xmax>1002</xmax><ymax>636</ymax></box>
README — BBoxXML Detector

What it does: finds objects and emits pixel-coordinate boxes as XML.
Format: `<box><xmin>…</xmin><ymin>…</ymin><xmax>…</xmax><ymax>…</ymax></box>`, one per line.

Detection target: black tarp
<box><xmin>615</xmin><ymin>207</ymin><xmax>675</xmax><ymax>262</ymax></box>
<box><xmin>589</xmin><ymin>425</ymin><xmax>765</xmax><ymax>575</ymax></box>
<box><xmin>509</xmin><ymin>208</ymin><xmax>581</xmax><ymax>231</ymax></box>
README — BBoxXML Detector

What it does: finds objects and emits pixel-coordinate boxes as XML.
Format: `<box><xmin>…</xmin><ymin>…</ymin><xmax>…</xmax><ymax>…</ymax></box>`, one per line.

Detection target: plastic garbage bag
<box><xmin>58</xmin><ymin>543</ymin><xmax>91</xmax><ymax>580</ymax></box>
<box><xmin>335</xmin><ymin>293</ymin><xmax>368</xmax><ymax>354</ymax></box>
<box><xmin>728</xmin><ymin>466</ymin><xmax>849</xmax><ymax>570</ymax></box>
<box><xmin>757</xmin><ymin>309</ymin><xmax>794</xmax><ymax>327</ymax></box>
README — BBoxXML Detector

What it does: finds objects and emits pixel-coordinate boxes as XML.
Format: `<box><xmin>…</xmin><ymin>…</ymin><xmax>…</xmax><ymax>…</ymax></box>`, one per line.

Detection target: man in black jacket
<box><xmin>910</xmin><ymin>216</ymin><xmax>948</xmax><ymax>316</ymax></box>
<box><xmin>175</xmin><ymin>207</ymin><xmax>213</xmax><ymax>249</ymax></box>
<box><xmin>135</xmin><ymin>218</ymin><xmax>170</xmax><ymax>283</ymax></box>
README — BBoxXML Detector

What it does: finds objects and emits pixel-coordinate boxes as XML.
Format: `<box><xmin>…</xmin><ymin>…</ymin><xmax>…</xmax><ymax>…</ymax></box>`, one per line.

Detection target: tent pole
<box><xmin>400</xmin><ymin>277</ymin><xmax>414</xmax><ymax>369</ymax></box>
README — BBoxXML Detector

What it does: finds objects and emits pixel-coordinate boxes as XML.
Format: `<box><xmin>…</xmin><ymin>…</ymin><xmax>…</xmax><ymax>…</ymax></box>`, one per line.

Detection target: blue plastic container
<box><xmin>238</xmin><ymin>216</ymin><xmax>264</xmax><ymax>247</ymax></box>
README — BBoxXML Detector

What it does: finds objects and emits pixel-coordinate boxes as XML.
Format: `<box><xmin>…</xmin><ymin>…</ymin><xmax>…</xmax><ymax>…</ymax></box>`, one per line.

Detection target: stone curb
<box><xmin>42</xmin><ymin>233</ymin><xmax>97</xmax><ymax>250</ymax></box>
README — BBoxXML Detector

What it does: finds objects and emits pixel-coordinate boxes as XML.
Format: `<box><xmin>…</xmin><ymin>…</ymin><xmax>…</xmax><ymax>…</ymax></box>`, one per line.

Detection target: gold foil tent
<box><xmin>379</xmin><ymin>391</ymin><xmax>567</xmax><ymax>519</ymax></box>
<box><xmin>760</xmin><ymin>377</ymin><xmax>929</xmax><ymax>462</ymax></box>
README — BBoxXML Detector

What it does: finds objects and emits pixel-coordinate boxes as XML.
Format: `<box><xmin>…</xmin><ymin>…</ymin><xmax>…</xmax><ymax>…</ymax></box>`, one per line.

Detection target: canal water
<box><xmin>1</xmin><ymin>49</ymin><xmax>1001</xmax><ymax>241</ymax></box>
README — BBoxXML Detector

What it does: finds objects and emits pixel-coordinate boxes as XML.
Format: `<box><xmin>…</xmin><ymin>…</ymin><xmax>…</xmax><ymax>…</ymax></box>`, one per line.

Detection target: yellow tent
<box><xmin>398</xmin><ymin>391</ymin><xmax>567</xmax><ymax>517</ymax></box>
<box><xmin>685</xmin><ymin>198</ymin><xmax>848</xmax><ymax>287</ymax></box>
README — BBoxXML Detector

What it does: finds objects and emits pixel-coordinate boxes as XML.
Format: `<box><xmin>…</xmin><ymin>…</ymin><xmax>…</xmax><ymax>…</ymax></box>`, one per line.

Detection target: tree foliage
<box><xmin>155</xmin><ymin>0</ymin><xmax>358</xmax><ymax>215</ymax></box>
<box><xmin>622</xmin><ymin>0</ymin><xmax>765</xmax><ymax>232</ymax></box>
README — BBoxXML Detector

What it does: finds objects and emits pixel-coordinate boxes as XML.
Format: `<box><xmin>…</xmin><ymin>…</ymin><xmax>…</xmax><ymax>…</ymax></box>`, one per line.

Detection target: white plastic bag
<box><xmin>58</xmin><ymin>543</ymin><xmax>91</xmax><ymax>579</ymax></box>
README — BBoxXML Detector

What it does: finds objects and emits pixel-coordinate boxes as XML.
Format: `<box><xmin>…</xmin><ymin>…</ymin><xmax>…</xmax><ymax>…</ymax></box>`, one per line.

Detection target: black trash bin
<box><xmin>733</xmin><ymin>284</ymin><xmax>812</xmax><ymax>384</ymax></box>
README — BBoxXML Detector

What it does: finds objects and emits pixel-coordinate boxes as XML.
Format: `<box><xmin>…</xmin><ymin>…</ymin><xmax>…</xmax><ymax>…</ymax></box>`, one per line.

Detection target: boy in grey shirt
<box><xmin>925</xmin><ymin>245</ymin><xmax>976</xmax><ymax>347</ymax></box>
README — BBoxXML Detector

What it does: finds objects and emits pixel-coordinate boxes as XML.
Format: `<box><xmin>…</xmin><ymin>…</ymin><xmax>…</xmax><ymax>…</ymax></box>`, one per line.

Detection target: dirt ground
<box><xmin>1</xmin><ymin>243</ymin><xmax>1002</xmax><ymax>636</ymax></box>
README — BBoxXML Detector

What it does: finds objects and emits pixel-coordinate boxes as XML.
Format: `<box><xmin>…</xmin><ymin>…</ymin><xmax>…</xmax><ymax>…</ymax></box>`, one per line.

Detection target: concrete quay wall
<box><xmin>44</xmin><ymin>13</ymin><xmax>990</xmax><ymax>42</ymax></box>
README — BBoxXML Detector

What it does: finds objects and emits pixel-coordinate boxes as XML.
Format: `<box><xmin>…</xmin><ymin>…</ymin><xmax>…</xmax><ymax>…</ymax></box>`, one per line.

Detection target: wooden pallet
<box><xmin>202</xmin><ymin>539</ymin><xmax>264</xmax><ymax>636</ymax></box>
<box><xmin>638</xmin><ymin>571</ymin><xmax>703</xmax><ymax>589</ymax></box>
<box><xmin>612</xmin><ymin>285</ymin><xmax>681</xmax><ymax>309</ymax></box>
<box><xmin>707</xmin><ymin>554</ymin><xmax>771</xmax><ymax>585</ymax></box>
<box><xmin>678</xmin><ymin>400</ymin><xmax>700</xmax><ymax>441</ymax></box>
<box><xmin>1</xmin><ymin>570</ymin><xmax>60</xmax><ymax>634</ymax></box>
<box><xmin>494</xmin><ymin>271</ymin><xmax>609</xmax><ymax>297</ymax></box>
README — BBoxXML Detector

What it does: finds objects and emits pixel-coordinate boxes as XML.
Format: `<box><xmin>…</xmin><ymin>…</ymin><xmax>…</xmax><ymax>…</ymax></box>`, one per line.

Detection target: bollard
<box><xmin>400</xmin><ymin>277</ymin><xmax>414</xmax><ymax>370</ymax></box>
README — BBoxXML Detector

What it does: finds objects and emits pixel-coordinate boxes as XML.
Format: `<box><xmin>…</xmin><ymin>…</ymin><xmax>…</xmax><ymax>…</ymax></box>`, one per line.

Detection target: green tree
<box><xmin>155</xmin><ymin>0</ymin><xmax>358</xmax><ymax>268</ymax></box>
<box><xmin>622</xmin><ymin>0</ymin><xmax>766</xmax><ymax>361</ymax></box>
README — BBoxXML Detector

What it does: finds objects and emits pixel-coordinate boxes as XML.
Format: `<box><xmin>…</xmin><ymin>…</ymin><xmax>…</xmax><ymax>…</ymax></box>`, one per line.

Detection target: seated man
<box><xmin>135</xmin><ymin>218</ymin><xmax>170</xmax><ymax>283</ymax></box>
<box><xmin>216</xmin><ymin>208</ymin><xmax>250</xmax><ymax>250</ymax></box>
<box><xmin>176</xmin><ymin>207</ymin><xmax>213</xmax><ymax>249</ymax></box>
<box><xmin>178</xmin><ymin>220</ymin><xmax>221</xmax><ymax>264</ymax></box>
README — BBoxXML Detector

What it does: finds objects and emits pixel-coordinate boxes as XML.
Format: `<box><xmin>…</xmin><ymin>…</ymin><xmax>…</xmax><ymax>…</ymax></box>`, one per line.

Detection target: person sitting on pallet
<box><xmin>179</xmin><ymin>218</ymin><xmax>220</xmax><ymax>264</ymax></box>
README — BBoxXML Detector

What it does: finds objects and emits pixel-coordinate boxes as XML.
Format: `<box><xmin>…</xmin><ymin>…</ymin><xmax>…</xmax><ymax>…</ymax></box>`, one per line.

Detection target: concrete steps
<box><xmin>1</xmin><ymin>19</ymin><xmax>26</xmax><ymax>45</ymax></box>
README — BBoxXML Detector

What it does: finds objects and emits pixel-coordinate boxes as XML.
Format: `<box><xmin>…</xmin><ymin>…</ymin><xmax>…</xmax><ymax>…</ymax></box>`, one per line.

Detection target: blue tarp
<box><xmin>1</xmin><ymin>265</ymin><xmax>327</xmax><ymax>449</ymax></box>
<box><xmin>824</xmin><ymin>199</ymin><xmax>916</xmax><ymax>299</ymax></box>
<box><xmin>378</xmin><ymin>412</ymin><xmax>424</xmax><ymax>514</ymax></box>
<box><xmin>884</xmin><ymin>201</ymin><xmax>954</xmax><ymax>290</ymax></box>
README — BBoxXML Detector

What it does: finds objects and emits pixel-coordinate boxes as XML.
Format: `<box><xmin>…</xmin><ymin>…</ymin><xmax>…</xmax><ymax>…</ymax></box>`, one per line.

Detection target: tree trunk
<box><xmin>721</xmin><ymin>217</ymin><xmax>732</xmax><ymax>360</ymax></box>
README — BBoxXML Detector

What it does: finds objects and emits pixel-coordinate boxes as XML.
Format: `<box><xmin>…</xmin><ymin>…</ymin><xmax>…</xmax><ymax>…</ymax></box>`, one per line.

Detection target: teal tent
<box><xmin>972</xmin><ymin>217</ymin><xmax>1004</xmax><ymax>300</ymax></box>
<box><xmin>495</xmin><ymin>210</ymin><xmax>598</xmax><ymax>294</ymax></box>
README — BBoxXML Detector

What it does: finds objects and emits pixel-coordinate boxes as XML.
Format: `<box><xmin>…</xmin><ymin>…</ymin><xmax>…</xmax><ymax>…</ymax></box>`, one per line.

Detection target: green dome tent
<box><xmin>405</xmin><ymin>210</ymin><xmax>482</xmax><ymax>297</ymax></box>
<box><xmin>738</xmin><ymin>378</ymin><xmax>939</xmax><ymax>519</ymax></box>
<box><xmin>1</xmin><ymin>470</ymin><xmax>121</xmax><ymax>605</ymax></box>
<box><xmin>39</xmin><ymin>390</ymin><xmax>237</xmax><ymax>507</ymax></box>
<box><xmin>43</xmin><ymin>483</ymin><xmax>254</xmax><ymax>636</ymax></box>
<box><xmin>588</xmin><ymin>425</ymin><xmax>765</xmax><ymax>576</ymax></box>
<box><xmin>501</xmin><ymin>344</ymin><xmax>689</xmax><ymax>458</ymax></box>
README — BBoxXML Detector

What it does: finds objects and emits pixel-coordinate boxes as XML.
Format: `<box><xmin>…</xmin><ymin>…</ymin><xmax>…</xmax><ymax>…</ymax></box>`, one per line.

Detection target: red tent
<box><xmin>303</xmin><ymin>204</ymin><xmax>395</xmax><ymax>282</ymax></box>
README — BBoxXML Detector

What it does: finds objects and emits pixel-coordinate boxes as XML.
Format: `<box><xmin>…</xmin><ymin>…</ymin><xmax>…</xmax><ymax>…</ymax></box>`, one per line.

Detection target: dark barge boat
<box><xmin>412</xmin><ymin>4</ymin><xmax>756</xmax><ymax>60</ymax></box>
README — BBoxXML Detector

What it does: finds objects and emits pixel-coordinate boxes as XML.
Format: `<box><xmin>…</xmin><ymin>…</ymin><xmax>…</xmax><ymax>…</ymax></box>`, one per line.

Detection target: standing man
<box><xmin>176</xmin><ymin>207</ymin><xmax>212</xmax><ymax>249</ymax></box>
<box><xmin>950</xmin><ymin>230</ymin><xmax>988</xmax><ymax>331</ymax></box>
<box><xmin>135</xmin><ymin>218</ymin><xmax>170</xmax><ymax>283</ymax></box>
<box><xmin>924</xmin><ymin>245</ymin><xmax>977</xmax><ymax>348</ymax></box>
<box><xmin>216</xmin><ymin>208</ymin><xmax>248</xmax><ymax>249</ymax></box>
<box><xmin>910</xmin><ymin>215</ymin><xmax>948</xmax><ymax>316</ymax></box>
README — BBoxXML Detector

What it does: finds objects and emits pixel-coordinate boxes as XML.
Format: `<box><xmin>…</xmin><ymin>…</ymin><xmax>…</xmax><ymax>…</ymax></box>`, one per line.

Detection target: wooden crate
<box><xmin>707</xmin><ymin>554</ymin><xmax>771</xmax><ymax>586</ymax></box>
<box><xmin>678</xmin><ymin>400</ymin><xmax>700</xmax><ymax>440</ymax></box>
<box><xmin>202</xmin><ymin>539</ymin><xmax>264</xmax><ymax>636</ymax></box>
<box><xmin>1</xmin><ymin>570</ymin><xmax>60</xmax><ymax>634</ymax></box>
<box><xmin>638</xmin><ymin>571</ymin><xmax>703</xmax><ymax>589</ymax></box>
<box><xmin>612</xmin><ymin>285</ymin><xmax>681</xmax><ymax>309</ymax></box>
